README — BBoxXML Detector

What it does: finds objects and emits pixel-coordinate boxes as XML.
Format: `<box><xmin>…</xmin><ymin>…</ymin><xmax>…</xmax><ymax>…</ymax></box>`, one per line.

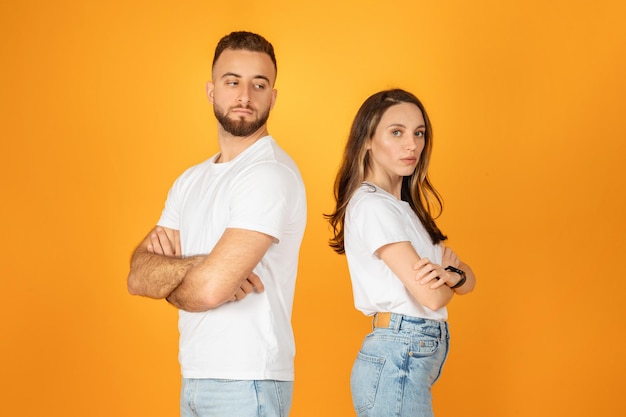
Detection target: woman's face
<box><xmin>366</xmin><ymin>102</ymin><xmax>426</xmax><ymax>181</ymax></box>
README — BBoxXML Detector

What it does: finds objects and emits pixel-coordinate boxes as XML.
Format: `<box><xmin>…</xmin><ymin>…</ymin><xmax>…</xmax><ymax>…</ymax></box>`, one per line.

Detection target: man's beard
<box><xmin>214</xmin><ymin>105</ymin><xmax>270</xmax><ymax>137</ymax></box>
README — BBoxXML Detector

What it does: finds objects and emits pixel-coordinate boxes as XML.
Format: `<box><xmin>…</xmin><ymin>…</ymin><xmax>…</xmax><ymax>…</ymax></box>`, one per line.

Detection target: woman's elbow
<box><xmin>421</xmin><ymin>291</ymin><xmax>454</xmax><ymax>311</ymax></box>
<box><xmin>423</xmin><ymin>300</ymin><xmax>448</xmax><ymax>311</ymax></box>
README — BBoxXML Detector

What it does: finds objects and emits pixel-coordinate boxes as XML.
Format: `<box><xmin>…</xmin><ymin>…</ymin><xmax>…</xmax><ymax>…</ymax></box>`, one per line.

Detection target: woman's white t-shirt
<box><xmin>344</xmin><ymin>182</ymin><xmax>447</xmax><ymax>321</ymax></box>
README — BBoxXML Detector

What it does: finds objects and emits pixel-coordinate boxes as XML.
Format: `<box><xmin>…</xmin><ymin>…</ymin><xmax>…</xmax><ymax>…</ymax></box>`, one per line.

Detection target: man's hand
<box><xmin>148</xmin><ymin>227</ymin><xmax>181</xmax><ymax>257</ymax></box>
<box><xmin>127</xmin><ymin>226</ymin><xmax>192</xmax><ymax>299</ymax></box>
<box><xmin>230</xmin><ymin>273</ymin><xmax>265</xmax><ymax>301</ymax></box>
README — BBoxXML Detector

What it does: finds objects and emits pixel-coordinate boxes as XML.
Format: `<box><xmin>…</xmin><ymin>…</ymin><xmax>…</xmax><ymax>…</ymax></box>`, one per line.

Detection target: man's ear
<box><xmin>206</xmin><ymin>81</ymin><xmax>215</xmax><ymax>103</ymax></box>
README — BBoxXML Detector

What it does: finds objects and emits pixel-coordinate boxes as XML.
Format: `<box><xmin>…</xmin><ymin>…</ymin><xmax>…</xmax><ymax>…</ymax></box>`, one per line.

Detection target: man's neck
<box><xmin>215</xmin><ymin>126</ymin><xmax>269</xmax><ymax>163</ymax></box>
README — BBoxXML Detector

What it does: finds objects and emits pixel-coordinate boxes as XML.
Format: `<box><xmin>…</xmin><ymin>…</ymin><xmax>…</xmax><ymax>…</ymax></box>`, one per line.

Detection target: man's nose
<box><xmin>238</xmin><ymin>85</ymin><xmax>251</xmax><ymax>105</ymax></box>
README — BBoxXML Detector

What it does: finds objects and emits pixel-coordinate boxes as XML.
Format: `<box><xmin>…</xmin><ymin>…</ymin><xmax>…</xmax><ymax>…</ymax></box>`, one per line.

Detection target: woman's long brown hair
<box><xmin>325</xmin><ymin>89</ymin><xmax>447</xmax><ymax>254</ymax></box>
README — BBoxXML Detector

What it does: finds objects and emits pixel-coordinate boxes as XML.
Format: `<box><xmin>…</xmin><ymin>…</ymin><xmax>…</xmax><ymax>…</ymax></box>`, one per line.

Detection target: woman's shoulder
<box><xmin>349</xmin><ymin>183</ymin><xmax>404</xmax><ymax>213</ymax></box>
<box><xmin>352</xmin><ymin>183</ymin><xmax>399</xmax><ymax>203</ymax></box>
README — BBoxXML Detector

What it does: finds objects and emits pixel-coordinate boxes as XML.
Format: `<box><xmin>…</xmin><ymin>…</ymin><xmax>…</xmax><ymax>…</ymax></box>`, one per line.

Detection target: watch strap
<box><xmin>445</xmin><ymin>265</ymin><xmax>467</xmax><ymax>289</ymax></box>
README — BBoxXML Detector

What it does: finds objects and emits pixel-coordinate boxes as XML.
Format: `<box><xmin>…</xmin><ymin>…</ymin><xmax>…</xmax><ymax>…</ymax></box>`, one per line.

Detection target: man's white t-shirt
<box><xmin>158</xmin><ymin>136</ymin><xmax>307</xmax><ymax>380</ymax></box>
<box><xmin>344</xmin><ymin>183</ymin><xmax>447</xmax><ymax>321</ymax></box>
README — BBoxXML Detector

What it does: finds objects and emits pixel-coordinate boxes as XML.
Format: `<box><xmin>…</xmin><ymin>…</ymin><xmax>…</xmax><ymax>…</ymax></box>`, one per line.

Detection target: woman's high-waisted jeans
<box><xmin>350</xmin><ymin>313</ymin><xmax>450</xmax><ymax>417</ymax></box>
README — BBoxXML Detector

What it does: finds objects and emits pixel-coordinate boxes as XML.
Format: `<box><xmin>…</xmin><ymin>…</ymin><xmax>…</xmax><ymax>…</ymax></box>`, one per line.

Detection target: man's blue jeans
<box><xmin>180</xmin><ymin>378</ymin><xmax>293</xmax><ymax>417</ymax></box>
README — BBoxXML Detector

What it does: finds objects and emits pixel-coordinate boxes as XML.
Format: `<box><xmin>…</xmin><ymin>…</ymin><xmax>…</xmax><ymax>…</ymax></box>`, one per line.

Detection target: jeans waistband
<box><xmin>372</xmin><ymin>312</ymin><xmax>449</xmax><ymax>339</ymax></box>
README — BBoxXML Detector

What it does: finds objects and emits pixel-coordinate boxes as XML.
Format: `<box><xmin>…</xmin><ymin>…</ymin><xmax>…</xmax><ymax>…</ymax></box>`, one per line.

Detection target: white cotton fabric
<box><xmin>158</xmin><ymin>136</ymin><xmax>307</xmax><ymax>380</ymax></box>
<box><xmin>344</xmin><ymin>183</ymin><xmax>447</xmax><ymax>321</ymax></box>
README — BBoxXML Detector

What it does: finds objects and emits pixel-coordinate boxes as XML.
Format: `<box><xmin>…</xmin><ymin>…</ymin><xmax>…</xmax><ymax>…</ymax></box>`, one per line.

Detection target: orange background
<box><xmin>2</xmin><ymin>1</ymin><xmax>625</xmax><ymax>416</ymax></box>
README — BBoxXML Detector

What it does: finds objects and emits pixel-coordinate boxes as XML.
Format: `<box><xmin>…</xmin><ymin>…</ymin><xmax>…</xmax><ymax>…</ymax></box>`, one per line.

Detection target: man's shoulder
<box><xmin>241</xmin><ymin>137</ymin><xmax>302</xmax><ymax>178</ymax></box>
<box><xmin>175</xmin><ymin>156</ymin><xmax>216</xmax><ymax>178</ymax></box>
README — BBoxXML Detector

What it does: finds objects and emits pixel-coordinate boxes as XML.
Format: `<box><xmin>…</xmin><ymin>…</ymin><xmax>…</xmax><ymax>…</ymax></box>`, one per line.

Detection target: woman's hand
<box><xmin>414</xmin><ymin>258</ymin><xmax>454</xmax><ymax>289</ymax></box>
<box><xmin>415</xmin><ymin>245</ymin><xmax>464</xmax><ymax>289</ymax></box>
<box><xmin>441</xmin><ymin>244</ymin><xmax>460</xmax><ymax>269</ymax></box>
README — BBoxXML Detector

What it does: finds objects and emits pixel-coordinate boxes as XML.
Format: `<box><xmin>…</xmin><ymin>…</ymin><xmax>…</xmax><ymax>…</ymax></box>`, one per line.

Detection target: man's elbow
<box><xmin>170</xmin><ymin>294</ymin><xmax>228</xmax><ymax>312</ymax></box>
<box><xmin>127</xmin><ymin>273</ymin><xmax>142</xmax><ymax>296</ymax></box>
<box><xmin>168</xmin><ymin>284</ymin><xmax>232</xmax><ymax>312</ymax></box>
<box><xmin>127</xmin><ymin>274</ymin><xmax>168</xmax><ymax>299</ymax></box>
<box><xmin>198</xmin><ymin>290</ymin><xmax>231</xmax><ymax>310</ymax></box>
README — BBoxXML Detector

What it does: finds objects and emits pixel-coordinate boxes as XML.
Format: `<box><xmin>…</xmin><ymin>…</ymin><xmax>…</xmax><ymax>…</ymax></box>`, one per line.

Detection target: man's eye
<box><xmin>254</xmin><ymin>84</ymin><xmax>266</xmax><ymax>90</ymax></box>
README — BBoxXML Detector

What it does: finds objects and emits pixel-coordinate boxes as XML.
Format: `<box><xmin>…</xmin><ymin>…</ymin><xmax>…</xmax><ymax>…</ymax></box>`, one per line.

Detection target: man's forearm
<box><xmin>127</xmin><ymin>247</ymin><xmax>201</xmax><ymax>299</ymax></box>
<box><xmin>166</xmin><ymin>279</ymin><xmax>216</xmax><ymax>312</ymax></box>
<box><xmin>166</xmin><ymin>263</ymin><xmax>230</xmax><ymax>312</ymax></box>
<box><xmin>165</xmin><ymin>228</ymin><xmax>274</xmax><ymax>312</ymax></box>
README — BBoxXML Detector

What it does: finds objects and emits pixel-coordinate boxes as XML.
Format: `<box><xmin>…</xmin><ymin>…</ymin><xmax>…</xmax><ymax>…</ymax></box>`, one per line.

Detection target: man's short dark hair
<box><xmin>212</xmin><ymin>31</ymin><xmax>277</xmax><ymax>75</ymax></box>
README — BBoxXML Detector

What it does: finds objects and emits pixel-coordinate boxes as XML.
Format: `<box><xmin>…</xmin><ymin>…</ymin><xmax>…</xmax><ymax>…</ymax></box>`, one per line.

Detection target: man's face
<box><xmin>208</xmin><ymin>49</ymin><xmax>277</xmax><ymax>137</ymax></box>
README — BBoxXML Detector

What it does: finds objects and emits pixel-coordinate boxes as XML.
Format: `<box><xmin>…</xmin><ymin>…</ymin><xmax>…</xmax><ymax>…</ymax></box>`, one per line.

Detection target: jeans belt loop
<box><xmin>392</xmin><ymin>313</ymin><xmax>402</xmax><ymax>333</ymax></box>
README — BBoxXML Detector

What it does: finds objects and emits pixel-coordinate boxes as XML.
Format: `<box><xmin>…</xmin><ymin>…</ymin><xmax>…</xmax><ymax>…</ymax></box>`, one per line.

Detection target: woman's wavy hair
<box><xmin>325</xmin><ymin>88</ymin><xmax>447</xmax><ymax>254</ymax></box>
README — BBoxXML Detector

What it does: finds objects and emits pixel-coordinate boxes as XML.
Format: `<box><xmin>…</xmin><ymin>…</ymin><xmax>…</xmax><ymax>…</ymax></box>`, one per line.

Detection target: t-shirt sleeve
<box><xmin>350</xmin><ymin>194</ymin><xmax>410</xmax><ymax>256</ymax></box>
<box><xmin>157</xmin><ymin>171</ymin><xmax>187</xmax><ymax>230</ymax></box>
<box><xmin>227</xmin><ymin>162</ymin><xmax>298</xmax><ymax>242</ymax></box>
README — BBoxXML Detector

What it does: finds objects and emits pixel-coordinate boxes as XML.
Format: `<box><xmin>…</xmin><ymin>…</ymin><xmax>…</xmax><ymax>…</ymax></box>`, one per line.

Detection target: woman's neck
<box><xmin>364</xmin><ymin>173</ymin><xmax>402</xmax><ymax>199</ymax></box>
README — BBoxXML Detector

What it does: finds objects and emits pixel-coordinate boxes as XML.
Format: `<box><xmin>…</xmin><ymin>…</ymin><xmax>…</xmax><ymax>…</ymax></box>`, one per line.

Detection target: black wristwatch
<box><xmin>445</xmin><ymin>266</ymin><xmax>467</xmax><ymax>289</ymax></box>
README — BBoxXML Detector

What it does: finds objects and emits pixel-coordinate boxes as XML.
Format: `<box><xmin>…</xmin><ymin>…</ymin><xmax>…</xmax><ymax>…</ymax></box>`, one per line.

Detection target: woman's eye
<box><xmin>392</xmin><ymin>130</ymin><xmax>402</xmax><ymax>136</ymax></box>
<box><xmin>415</xmin><ymin>131</ymin><xmax>424</xmax><ymax>137</ymax></box>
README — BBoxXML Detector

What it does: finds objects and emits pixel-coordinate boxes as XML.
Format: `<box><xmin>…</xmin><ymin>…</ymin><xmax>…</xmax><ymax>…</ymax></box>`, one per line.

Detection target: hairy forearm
<box><xmin>127</xmin><ymin>247</ymin><xmax>202</xmax><ymax>299</ymax></box>
<box><xmin>166</xmin><ymin>279</ymin><xmax>220</xmax><ymax>312</ymax></box>
<box><xmin>166</xmin><ymin>262</ymin><xmax>238</xmax><ymax>312</ymax></box>
<box><xmin>166</xmin><ymin>228</ymin><xmax>273</xmax><ymax>312</ymax></box>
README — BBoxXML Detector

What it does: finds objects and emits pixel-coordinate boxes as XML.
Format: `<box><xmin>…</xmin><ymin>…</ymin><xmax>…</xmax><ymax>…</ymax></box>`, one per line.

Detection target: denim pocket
<box><xmin>350</xmin><ymin>352</ymin><xmax>386</xmax><ymax>414</ymax></box>
<box><xmin>409</xmin><ymin>336</ymin><xmax>439</xmax><ymax>357</ymax></box>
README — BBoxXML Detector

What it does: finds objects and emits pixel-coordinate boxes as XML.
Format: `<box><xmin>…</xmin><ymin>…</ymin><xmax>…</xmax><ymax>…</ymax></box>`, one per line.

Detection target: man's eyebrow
<box><xmin>253</xmin><ymin>75</ymin><xmax>271</xmax><ymax>83</ymax></box>
<box><xmin>220</xmin><ymin>72</ymin><xmax>271</xmax><ymax>83</ymax></box>
<box><xmin>221</xmin><ymin>72</ymin><xmax>241</xmax><ymax>79</ymax></box>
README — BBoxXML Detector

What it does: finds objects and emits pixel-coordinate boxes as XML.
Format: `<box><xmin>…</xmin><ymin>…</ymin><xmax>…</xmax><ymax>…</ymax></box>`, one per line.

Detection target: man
<box><xmin>127</xmin><ymin>31</ymin><xmax>307</xmax><ymax>417</ymax></box>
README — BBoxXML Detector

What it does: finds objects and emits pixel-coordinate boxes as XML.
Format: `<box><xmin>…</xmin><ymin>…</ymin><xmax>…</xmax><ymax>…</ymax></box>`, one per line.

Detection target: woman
<box><xmin>326</xmin><ymin>89</ymin><xmax>476</xmax><ymax>416</ymax></box>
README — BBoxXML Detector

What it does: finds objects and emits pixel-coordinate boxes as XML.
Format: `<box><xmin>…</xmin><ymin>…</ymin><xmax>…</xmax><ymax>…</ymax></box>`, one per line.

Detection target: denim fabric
<box><xmin>350</xmin><ymin>313</ymin><xmax>450</xmax><ymax>417</ymax></box>
<box><xmin>180</xmin><ymin>378</ymin><xmax>293</xmax><ymax>417</ymax></box>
